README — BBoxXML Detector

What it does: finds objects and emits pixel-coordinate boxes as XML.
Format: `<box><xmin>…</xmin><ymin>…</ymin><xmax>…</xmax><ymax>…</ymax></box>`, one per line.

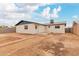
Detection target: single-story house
<box><xmin>72</xmin><ymin>21</ymin><xmax>79</xmax><ymax>35</ymax></box>
<box><xmin>15</xmin><ymin>20</ymin><xmax>66</xmax><ymax>34</ymax></box>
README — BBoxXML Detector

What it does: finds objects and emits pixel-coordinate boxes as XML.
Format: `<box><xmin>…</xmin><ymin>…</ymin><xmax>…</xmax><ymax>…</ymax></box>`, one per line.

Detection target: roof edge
<box><xmin>15</xmin><ymin>20</ymin><xmax>47</xmax><ymax>26</ymax></box>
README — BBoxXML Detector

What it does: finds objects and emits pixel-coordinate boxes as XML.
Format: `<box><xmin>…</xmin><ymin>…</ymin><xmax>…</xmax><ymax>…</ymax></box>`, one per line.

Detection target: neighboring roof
<box><xmin>15</xmin><ymin>20</ymin><xmax>46</xmax><ymax>26</ymax></box>
<box><xmin>47</xmin><ymin>22</ymin><xmax>66</xmax><ymax>26</ymax></box>
<box><xmin>15</xmin><ymin>20</ymin><xmax>66</xmax><ymax>26</ymax></box>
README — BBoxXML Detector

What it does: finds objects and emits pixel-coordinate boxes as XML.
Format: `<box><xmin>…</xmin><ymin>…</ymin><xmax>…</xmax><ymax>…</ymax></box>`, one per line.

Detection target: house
<box><xmin>15</xmin><ymin>20</ymin><xmax>47</xmax><ymax>34</ymax></box>
<box><xmin>72</xmin><ymin>21</ymin><xmax>79</xmax><ymax>35</ymax></box>
<box><xmin>15</xmin><ymin>20</ymin><xmax>66</xmax><ymax>34</ymax></box>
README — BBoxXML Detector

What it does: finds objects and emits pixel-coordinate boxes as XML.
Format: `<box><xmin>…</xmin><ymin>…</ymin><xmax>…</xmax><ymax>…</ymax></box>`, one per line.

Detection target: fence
<box><xmin>65</xmin><ymin>28</ymin><xmax>72</xmax><ymax>33</ymax></box>
<box><xmin>0</xmin><ymin>27</ymin><xmax>16</xmax><ymax>33</ymax></box>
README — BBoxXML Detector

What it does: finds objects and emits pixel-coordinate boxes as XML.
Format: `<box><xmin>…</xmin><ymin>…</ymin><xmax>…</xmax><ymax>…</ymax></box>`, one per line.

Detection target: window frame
<box><xmin>35</xmin><ymin>25</ymin><xmax>38</xmax><ymax>29</ymax></box>
<box><xmin>55</xmin><ymin>25</ymin><xmax>60</xmax><ymax>29</ymax></box>
<box><xmin>24</xmin><ymin>25</ymin><xmax>28</xmax><ymax>29</ymax></box>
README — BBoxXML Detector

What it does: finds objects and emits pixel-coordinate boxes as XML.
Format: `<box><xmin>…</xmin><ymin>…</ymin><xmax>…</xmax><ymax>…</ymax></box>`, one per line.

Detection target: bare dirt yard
<box><xmin>0</xmin><ymin>33</ymin><xmax>79</xmax><ymax>56</ymax></box>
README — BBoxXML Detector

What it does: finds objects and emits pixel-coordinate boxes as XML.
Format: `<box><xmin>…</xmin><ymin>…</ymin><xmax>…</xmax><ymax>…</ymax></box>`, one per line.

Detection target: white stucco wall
<box><xmin>16</xmin><ymin>24</ymin><xmax>46</xmax><ymax>34</ymax></box>
<box><xmin>47</xmin><ymin>25</ymin><xmax>65</xmax><ymax>33</ymax></box>
<box><xmin>38</xmin><ymin>25</ymin><xmax>47</xmax><ymax>33</ymax></box>
<box><xmin>16</xmin><ymin>24</ymin><xmax>65</xmax><ymax>34</ymax></box>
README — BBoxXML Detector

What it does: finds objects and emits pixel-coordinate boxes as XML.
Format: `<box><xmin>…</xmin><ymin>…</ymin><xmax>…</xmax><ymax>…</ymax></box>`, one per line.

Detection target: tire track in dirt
<box><xmin>0</xmin><ymin>35</ymin><xmax>37</xmax><ymax>55</ymax></box>
<box><xmin>8</xmin><ymin>35</ymin><xmax>54</xmax><ymax>56</ymax></box>
<box><xmin>10</xmin><ymin>33</ymin><xmax>79</xmax><ymax>56</ymax></box>
<box><xmin>11</xmin><ymin>34</ymin><xmax>66</xmax><ymax>56</ymax></box>
<box><xmin>0</xmin><ymin>34</ymin><xmax>53</xmax><ymax>55</ymax></box>
<box><xmin>0</xmin><ymin>35</ymin><xmax>34</xmax><ymax>47</ymax></box>
<box><xmin>48</xmin><ymin>33</ymin><xmax>79</xmax><ymax>48</ymax></box>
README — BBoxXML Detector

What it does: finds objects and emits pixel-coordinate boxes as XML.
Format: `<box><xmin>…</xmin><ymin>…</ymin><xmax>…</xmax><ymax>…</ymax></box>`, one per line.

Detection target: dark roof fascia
<box><xmin>15</xmin><ymin>20</ymin><xmax>66</xmax><ymax>26</ymax></box>
<box><xmin>15</xmin><ymin>20</ymin><xmax>47</xmax><ymax>26</ymax></box>
<box><xmin>47</xmin><ymin>23</ymin><xmax>66</xmax><ymax>26</ymax></box>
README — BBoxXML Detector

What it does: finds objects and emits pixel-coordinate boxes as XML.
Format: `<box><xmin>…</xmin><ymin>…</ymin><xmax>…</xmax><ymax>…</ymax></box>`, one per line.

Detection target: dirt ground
<box><xmin>0</xmin><ymin>33</ymin><xmax>79</xmax><ymax>56</ymax></box>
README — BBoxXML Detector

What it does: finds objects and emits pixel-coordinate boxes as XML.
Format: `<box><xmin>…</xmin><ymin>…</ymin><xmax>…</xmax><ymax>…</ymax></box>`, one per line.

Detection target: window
<box><xmin>35</xmin><ymin>25</ymin><xmax>37</xmax><ymax>29</ymax></box>
<box><xmin>24</xmin><ymin>25</ymin><xmax>28</xmax><ymax>29</ymax></box>
<box><xmin>55</xmin><ymin>25</ymin><xmax>60</xmax><ymax>29</ymax></box>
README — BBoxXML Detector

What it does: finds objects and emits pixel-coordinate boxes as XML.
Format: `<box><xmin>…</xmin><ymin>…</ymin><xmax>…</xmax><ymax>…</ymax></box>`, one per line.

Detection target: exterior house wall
<box><xmin>46</xmin><ymin>25</ymin><xmax>65</xmax><ymax>33</ymax></box>
<box><xmin>37</xmin><ymin>25</ymin><xmax>46</xmax><ymax>33</ymax></box>
<box><xmin>16</xmin><ymin>23</ymin><xmax>46</xmax><ymax>34</ymax></box>
<box><xmin>16</xmin><ymin>23</ymin><xmax>65</xmax><ymax>34</ymax></box>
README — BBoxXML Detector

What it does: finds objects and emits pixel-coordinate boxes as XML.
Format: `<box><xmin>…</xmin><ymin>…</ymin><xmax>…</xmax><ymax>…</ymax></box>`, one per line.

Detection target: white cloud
<box><xmin>57</xmin><ymin>6</ymin><xmax>61</xmax><ymax>12</ymax></box>
<box><xmin>4</xmin><ymin>4</ymin><xmax>16</xmax><ymax>11</ymax></box>
<box><xmin>0</xmin><ymin>4</ymin><xmax>22</xmax><ymax>19</ymax></box>
<box><xmin>41</xmin><ymin>7</ymin><xmax>50</xmax><ymax>18</ymax></box>
<box><xmin>25</xmin><ymin>5</ymin><xmax>39</xmax><ymax>13</ymax></box>
<box><xmin>0</xmin><ymin>3</ymin><xmax>16</xmax><ymax>11</ymax></box>
<box><xmin>41</xmin><ymin>5</ymin><xmax>61</xmax><ymax>19</ymax></box>
<box><xmin>38</xmin><ymin>3</ymin><xmax>50</xmax><ymax>6</ymax></box>
<box><xmin>72</xmin><ymin>15</ymin><xmax>79</xmax><ymax>21</ymax></box>
<box><xmin>4</xmin><ymin>13</ymin><xmax>25</xmax><ymax>19</ymax></box>
<box><xmin>15</xmin><ymin>3</ymin><xmax>41</xmax><ymax>13</ymax></box>
<box><xmin>0</xmin><ymin>3</ymin><xmax>61</xmax><ymax>22</ymax></box>
<box><xmin>0</xmin><ymin>3</ymin><xmax>39</xmax><ymax>20</ymax></box>
<box><xmin>0</xmin><ymin>3</ymin><xmax>50</xmax><ymax>26</ymax></box>
<box><xmin>2</xmin><ymin>12</ymin><xmax>33</xmax><ymax>20</ymax></box>
<box><xmin>73</xmin><ymin>15</ymin><xmax>78</xmax><ymax>19</ymax></box>
<box><xmin>0</xmin><ymin>3</ymin><xmax>50</xmax><ymax>21</ymax></box>
<box><xmin>50</xmin><ymin>8</ymin><xmax>58</xmax><ymax>18</ymax></box>
<box><xmin>50</xmin><ymin>6</ymin><xmax>61</xmax><ymax>18</ymax></box>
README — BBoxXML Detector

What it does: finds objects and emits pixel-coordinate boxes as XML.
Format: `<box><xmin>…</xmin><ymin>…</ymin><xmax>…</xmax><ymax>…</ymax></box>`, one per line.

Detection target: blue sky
<box><xmin>35</xmin><ymin>3</ymin><xmax>79</xmax><ymax>27</ymax></box>
<box><xmin>0</xmin><ymin>3</ymin><xmax>79</xmax><ymax>27</ymax></box>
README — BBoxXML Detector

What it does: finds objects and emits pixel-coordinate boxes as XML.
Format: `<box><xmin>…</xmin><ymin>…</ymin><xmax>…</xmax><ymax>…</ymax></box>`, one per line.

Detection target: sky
<box><xmin>0</xmin><ymin>3</ymin><xmax>79</xmax><ymax>27</ymax></box>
